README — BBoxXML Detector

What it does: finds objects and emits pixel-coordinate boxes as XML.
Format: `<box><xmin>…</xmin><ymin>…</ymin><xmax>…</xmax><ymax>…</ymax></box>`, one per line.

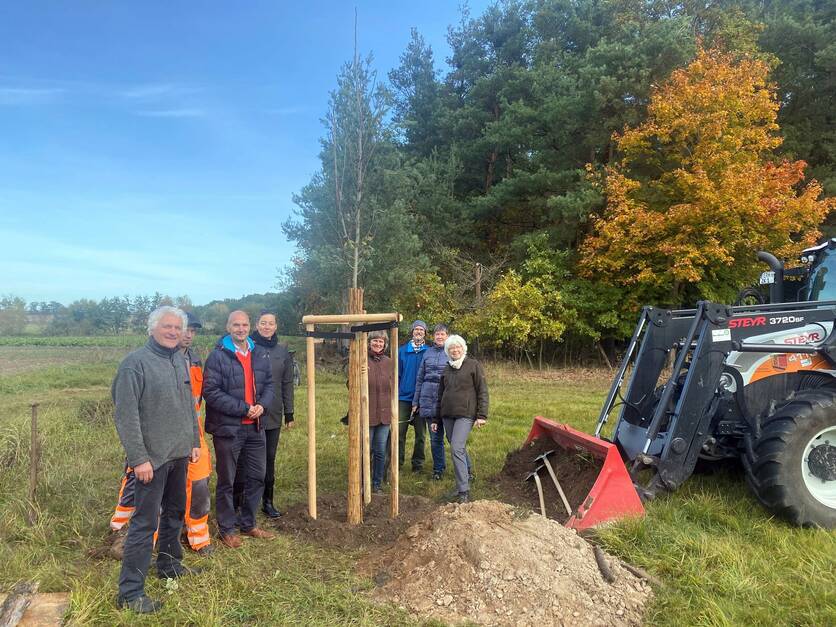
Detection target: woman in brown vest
<box><xmin>367</xmin><ymin>330</ymin><xmax>394</xmax><ymax>493</ymax></box>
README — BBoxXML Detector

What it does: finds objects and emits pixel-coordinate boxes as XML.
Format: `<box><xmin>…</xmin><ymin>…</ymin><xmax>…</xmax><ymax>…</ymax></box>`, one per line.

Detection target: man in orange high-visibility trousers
<box><xmin>181</xmin><ymin>312</ymin><xmax>213</xmax><ymax>554</ymax></box>
<box><xmin>110</xmin><ymin>312</ymin><xmax>214</xmax><ymax>555</ymax></box>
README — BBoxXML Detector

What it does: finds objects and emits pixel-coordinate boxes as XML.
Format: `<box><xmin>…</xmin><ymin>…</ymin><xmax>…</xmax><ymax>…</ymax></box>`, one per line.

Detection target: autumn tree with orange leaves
<box><xmin>581</xmin><ymin>47</ymin><xmax>834</xmax><ymax>312</ymax></box>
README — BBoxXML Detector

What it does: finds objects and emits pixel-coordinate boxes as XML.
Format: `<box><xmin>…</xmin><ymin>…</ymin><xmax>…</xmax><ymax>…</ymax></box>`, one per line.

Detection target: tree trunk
<box><xmin>596</xmin><ymin>341</ymin><xmax>614</xmax><ymax>371</ymax></box>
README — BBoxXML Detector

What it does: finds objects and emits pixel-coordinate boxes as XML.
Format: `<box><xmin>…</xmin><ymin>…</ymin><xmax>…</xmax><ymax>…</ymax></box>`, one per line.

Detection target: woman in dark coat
<box><xmin>367</xmin><ymin>330</ymin><xmax>394</xmax><ymax>492</ymax></box>
<box><xmin>247</xmin><ymin>311</ymin><xmax>295</xmax><ymax>518</ymax></box>
<box><xmin>432</xmin><ymin>334</ymin><xmax>488</xmax><ymax>503</ymax></box>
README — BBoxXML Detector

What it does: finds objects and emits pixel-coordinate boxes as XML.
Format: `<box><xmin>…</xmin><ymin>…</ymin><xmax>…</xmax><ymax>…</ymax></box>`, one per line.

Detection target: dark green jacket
<box><xmin>434</xmin><ymin>357</ymin><xmax>489</xmax><ymax>424</ymax></box>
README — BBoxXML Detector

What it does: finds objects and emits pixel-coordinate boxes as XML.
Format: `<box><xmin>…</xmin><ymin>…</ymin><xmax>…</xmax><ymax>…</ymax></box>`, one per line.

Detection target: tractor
<box><xmin>548</xmin><ymin>240</ymin><xmax>836</xmax><ymax>529</ymax></box>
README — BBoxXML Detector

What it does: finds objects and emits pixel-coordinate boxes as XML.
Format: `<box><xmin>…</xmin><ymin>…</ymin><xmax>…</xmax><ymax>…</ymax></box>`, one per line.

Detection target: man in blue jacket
<box><xmin>203</xmin><ymin>310</ymin><xmax>276</xmax><ymax>548</ymax></box>
<box><xmin>397</xmin><ymin>320</ymin><xmax>429</xmax><ymax>471</ymax></box>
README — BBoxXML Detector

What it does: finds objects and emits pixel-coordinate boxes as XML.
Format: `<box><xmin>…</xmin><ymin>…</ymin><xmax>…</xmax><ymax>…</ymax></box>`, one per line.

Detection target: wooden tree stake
<box><xmin>346</xmin><ymin>288</ymin><xmax>364</xmax><ymax>525</ymax></box>
<box><xmin>360</xmin><ymin>331</ymin><xmax>371</xmax><ymax>505</ymax></box>
<box><xmin>26</xmin><ymin>403</ymin><xmax>40</xmax><ymax>527</ymax></box>
<box><xmin>306</xmin><ymin>325</ymin><xmax>317</xmax><ymax>520</ymax></box>
<box><xmin>389</xmin><ymin>324</ymin><xmax>399</xmax><ymax>518</ymax></box>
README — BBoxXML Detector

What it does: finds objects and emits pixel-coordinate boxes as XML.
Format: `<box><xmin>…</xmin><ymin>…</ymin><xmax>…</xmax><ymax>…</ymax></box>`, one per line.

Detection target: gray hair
<box><xmin>147</xmin><ymin>306</ymin><xmax>188</xmax><ymax>335</ymax></box>
<box><xmin>444</xmin><ymin>334</ymin><xmax>467</xmax><ymax>357</ymax></box>
<box><xmin>368</xmin><ymin>330</ymin><xmax>389</xmax><ymax>349</ymax></box>
<box><xmin>433</xmin><ymin>323</ymin><xmax>450</xmax><ymax>334</ymax></box>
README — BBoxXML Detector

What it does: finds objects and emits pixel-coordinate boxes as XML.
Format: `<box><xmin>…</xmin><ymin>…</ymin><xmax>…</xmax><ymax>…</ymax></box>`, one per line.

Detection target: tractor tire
<box><xmin>744</xmin><ymin>388</ymin><xmax>836</xmax><ymax>528</ymax></box>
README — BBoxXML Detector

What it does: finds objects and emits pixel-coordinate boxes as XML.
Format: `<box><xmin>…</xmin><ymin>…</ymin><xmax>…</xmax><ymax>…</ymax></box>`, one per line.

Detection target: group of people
<box><xmin>383</xmin><ymin>320</ymin><xmax>489</xmax><ymax>500</ymax></box>
<box><xmin>109</xmin><ymin>307</ymin><xmax>488</xmax><ymax>614</ymax></box>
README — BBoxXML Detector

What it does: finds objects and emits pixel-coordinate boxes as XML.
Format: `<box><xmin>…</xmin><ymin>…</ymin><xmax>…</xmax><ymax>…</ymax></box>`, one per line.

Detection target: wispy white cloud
<box><xmin>121</xmin><ymin>83</ymin><xmax>199</xmax><ymax>101</ymax></box>
<box><xmin>0</xmin><ymin>87</ymin><xmax>64</xmax><ymax>105</ymax></box>
<box><xmin>134</xmin><ymin>108</ymin><xmax>206</xmax><ymax>118</ymax></box>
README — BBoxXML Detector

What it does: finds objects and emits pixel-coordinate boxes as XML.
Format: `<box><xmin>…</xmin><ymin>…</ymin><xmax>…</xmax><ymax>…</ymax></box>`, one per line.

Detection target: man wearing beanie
<box><xmin>397</xmin><ymin>320</ymin><xmax>429</xmax><ymax>472</ymax></box>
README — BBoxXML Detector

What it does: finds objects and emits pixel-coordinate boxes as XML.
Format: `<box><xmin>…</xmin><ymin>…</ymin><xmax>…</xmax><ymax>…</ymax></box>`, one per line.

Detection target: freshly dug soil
<box><xmin>492</xmin><ymin>437</ymin><xmax>603</xmax><ymax>523</ymax></box>
<box><xmin>270</xmin><ymin>492</ymin><xmax>436</xmax><ymax>551</ymax></box>
<box><xmin>364</xmin><ymin>500</ymin><xmax>651</xmax><ymax>627</ymax></box>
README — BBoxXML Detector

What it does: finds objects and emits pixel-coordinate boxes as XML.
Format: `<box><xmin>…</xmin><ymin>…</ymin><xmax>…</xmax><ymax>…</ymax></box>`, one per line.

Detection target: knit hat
<box><xmin>186</xmin><ymin>312</ymin><xmax>203</xmax><ymax>329</ymax></box>
<box><xmin>410</xmin><ymin>320</ymin><xmax>428</xmax><ymax>333</ymax></box>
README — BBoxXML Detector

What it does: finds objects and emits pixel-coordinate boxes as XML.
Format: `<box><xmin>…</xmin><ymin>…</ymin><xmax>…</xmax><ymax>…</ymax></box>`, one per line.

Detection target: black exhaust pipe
<box><xmin>757</xmin><ymin>251</ymin><xmax>784</xmax><ymax>304</ymax></box>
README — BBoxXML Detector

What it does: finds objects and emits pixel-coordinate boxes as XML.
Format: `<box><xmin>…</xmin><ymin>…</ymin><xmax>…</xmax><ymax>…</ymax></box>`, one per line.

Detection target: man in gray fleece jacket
<box><xmin>112</xmin><ymin>306</ymin><xmax>201</xmax><ymax>614</ymax></box>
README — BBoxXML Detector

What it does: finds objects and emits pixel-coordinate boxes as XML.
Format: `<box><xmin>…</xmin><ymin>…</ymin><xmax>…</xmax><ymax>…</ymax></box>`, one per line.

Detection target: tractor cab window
<box><xmin>803</xmin><ymin>249</ymin><xmax>836</xmax><ymax>301</ymax></box>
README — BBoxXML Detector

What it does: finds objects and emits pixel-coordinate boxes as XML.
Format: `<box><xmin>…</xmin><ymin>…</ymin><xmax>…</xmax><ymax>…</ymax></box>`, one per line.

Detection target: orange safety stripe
<box><xmin>110</xmin><ymin>468</ymin><xmax>136</xmax><ymax>530</ymax></box>
<box><xmin>183</xmin><ymin>474</ymin><xmax>212</xmax><ymax>550</ymax></box>
<box><xmin>185</xmin><ymin>516</ymin><xmax>211</xmax><ymax>549</ymax></box>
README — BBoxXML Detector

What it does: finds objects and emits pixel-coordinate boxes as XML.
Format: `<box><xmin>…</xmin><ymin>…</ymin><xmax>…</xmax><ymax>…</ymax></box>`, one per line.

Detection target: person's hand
<box><xmin>286</xmin><ymin>420</ymin><xmax>295</xmax><ymax>430</ymax></box>
<box><xmin>411</xmin><ymin>405</ymin><xmax>418</xmax><ymax>416</ymax></box>
<box><xmin>430</xmin><ymin>423</ymin><xmax>438</xmax><ymax>433</ymax></box>
<box><xmin>190</xmin><ymin>448</ymin><xmax>200</xmax><ymax>463</ymax></box>
<box><xmin>475</xmin><ymin>418</ymin><xmax>487</xmax><ymax>428</ymax></box>
<box><xmin>247</xmin><ymin>404</ymin><xmax>265</xmax><ymax>419</ymax></box>
<box><xmin>134</xmin><ymin>461</ymin><xmax>154</xmax><ymax>484</ymax></box>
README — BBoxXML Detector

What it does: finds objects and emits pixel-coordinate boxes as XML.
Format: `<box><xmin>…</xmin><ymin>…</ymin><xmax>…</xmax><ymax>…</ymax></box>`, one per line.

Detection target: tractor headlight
<box><xmin>719</xmin><ymin>372</ymin><xmax>737</xmax><ymax>393</ymax></box>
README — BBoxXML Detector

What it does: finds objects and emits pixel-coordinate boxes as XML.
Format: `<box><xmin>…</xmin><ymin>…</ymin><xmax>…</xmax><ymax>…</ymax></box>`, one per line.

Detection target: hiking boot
<box><xmin>412</xmin><ymin>466</ymin><xmax>423</xmax><ymax>474</ymax></box>
<box><xmin>196</xmin><ymin>544</ymin><xmax>215</xmax><ymax>557</ymax></box>
<box><xmin>242</xmin><ymin>527</ymin><xmax>276</xmax><ymax>540</ymax></box>
<box><xmin>432</xmin><ymin>472</ymin><xmax>443</xmax><ymax>481</ymax></box>
<box><xmin>117</xmin><ymin>595</ymin><xmax>162</xmax><ymax>614</ymax></box>
<box><xmin>157</xmin><ymin>564</ymin><xmax>204</xmax><ymax>579</ymax></box>
<box><xmin>220</xmin><ymin>534</ymin><xmax>243</xmax><ymax>549</ymax></box>
<box><xmin>373</xmin><ymin>485</ymin><xmax>383</xmax><ymax>494</ymax></box>
<box><xmin>458</xmin><ymin>491</ymin><xmax>470</xmax><ymax>504</ymax></box>
<box><xmin>262</xmin><ymin>500</ymin><xmax>282</xmax><ymax>519</ymax></box>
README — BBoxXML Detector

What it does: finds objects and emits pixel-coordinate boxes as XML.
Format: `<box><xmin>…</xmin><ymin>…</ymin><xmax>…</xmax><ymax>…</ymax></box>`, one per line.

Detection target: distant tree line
<box><xmin>0</xmin><ymin>292</ymin><xmax>302</xmax><ymax>338</ymax></box>
<box><xmin>282</xmin><ymin>0</ymin><xmax>835</xmax><ymax>365</ymax></box>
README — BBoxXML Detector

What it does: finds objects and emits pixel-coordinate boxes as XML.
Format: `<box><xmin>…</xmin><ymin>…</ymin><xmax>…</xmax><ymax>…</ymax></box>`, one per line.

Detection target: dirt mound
<box><xmin>271</xmin><ymin>493</ymin><xmax>437</xmax><ymax>551</ymax></box>
<box><xmin>364</xmin><ymin>500</ymin><xmax>651</xmax><ymax>626</ymax></box>
<box><xmin>492</xmin><ymin>437</ymin><xmax>603</xmax><ymax>523</ymax></box>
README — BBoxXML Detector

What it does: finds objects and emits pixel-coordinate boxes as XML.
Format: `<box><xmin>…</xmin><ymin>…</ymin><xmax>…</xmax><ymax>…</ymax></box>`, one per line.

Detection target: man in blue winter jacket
<box><xmin>397</xmin><ymin>320</ymin><xmax>429</xmax><ymax>471</ymax></box>
<box><xmin>203</xmin><ymin>310</ymin><xmax>276</xmax><ymax>548</ymax></box>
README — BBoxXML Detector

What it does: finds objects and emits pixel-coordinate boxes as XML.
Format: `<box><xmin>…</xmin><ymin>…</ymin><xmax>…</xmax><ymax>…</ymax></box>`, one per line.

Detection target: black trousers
<box><xmin>118</xmin><ymin>457</ymin><xmax>187</xmax><ymax>601</ymax></box>
<box><xmin>234</xmin><ymin>425</ymin><xmax>281</xmax><ymax>504</ymax></box>
<box><xmin>398</xmin><ymin>400</ymin><xmax>426</xmax><ymax>469</ymax></box>
<box><xmin>213</xmin><ymin>424</ymin><xmax>266</xmax><ymax>536</ymax></box>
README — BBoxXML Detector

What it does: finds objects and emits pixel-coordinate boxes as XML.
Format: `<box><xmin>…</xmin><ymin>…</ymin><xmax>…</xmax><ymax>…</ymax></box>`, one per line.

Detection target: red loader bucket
<box><xmin>526</xmin><ymin>416</ymin><xmax>644</xmax><ymax>530</ymax></box>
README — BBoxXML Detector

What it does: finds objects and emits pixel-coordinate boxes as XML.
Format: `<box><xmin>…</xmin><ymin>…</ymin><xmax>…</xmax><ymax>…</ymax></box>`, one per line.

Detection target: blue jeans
<box><xmin>429</xmin><ymin>418</ymin><xmax>446</xmax><ymax>474</ymax></box>
<box><xmin>370</xmin><ymin>423</ymin><xmax>390</xmax><ymax>489</ymax></box>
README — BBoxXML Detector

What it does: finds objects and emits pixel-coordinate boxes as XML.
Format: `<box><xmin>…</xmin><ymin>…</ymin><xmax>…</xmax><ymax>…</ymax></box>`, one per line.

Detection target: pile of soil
<box><xmin>271</xmin><ymin>493</ymin><xmax>437</xmax><ymax>551</ymax></box>
<box><xmin>492</xmin><ymin>437</ymin><xmax>603</xmax><ymax>523</ymax></box>
<box><xmin>364</xmin><ymin>500</ymin><xmax>651</xmax><ymax>627</ymax></box>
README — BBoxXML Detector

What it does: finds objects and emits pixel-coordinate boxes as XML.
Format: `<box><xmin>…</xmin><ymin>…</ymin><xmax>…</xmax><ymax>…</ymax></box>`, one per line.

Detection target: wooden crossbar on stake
<box><xmin>302</xmin><ymin>307</ymin><xmax>402</xmax><ymax>524</ymax></box>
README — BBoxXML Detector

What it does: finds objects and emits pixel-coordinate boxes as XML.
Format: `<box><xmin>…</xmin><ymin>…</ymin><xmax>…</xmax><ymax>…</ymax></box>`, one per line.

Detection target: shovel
<box><xmin>534</xmin><ymin>450</ymin><xmax>573</xmax><ymax>517</ymax></box>
<box><xmin>524</xmin><ymin>466</ymin><xmax>547</xmax><ymax>517</ymax></box>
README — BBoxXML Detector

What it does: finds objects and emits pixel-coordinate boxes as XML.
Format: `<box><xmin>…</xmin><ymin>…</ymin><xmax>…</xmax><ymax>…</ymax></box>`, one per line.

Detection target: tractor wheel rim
<box><xmin>802</xmin><ymin>425</ymin><xmax>836</xmax><ymax>508</ymax></box>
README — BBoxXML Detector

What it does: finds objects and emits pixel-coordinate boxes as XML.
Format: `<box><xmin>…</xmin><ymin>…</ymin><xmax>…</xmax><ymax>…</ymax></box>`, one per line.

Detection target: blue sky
<box><xmin>0</xmin><ymin>1</ymin><xmax>489</xmax><ymax>305</ymax></box>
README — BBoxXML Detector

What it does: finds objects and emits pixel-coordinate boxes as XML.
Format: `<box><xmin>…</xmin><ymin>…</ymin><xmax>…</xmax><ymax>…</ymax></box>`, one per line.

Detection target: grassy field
<box><xmin>0</xmin><ymin>341</ymin><xmax>833</xmax><ymax>626</ymax></box>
